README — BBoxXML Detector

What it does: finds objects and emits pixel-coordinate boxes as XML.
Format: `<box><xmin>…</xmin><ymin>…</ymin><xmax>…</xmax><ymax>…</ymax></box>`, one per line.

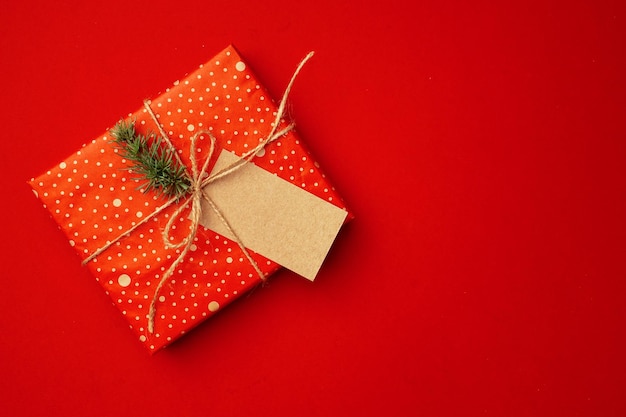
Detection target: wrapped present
<box><xmin>29</xmin><ymin>45</ymin><xmax>350</xmax><ymax>353</ymax></box>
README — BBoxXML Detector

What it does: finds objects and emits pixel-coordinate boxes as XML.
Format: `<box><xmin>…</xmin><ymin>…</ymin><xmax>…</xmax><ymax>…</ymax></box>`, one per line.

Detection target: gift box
<box><xmin>29</xmin><ymin>45</ymin><xmax>350</xmax><ymax>353</ymax></box>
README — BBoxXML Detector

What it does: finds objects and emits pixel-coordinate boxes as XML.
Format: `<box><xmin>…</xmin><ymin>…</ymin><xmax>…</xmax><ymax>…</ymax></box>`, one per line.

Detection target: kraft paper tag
<box><xmin>198</xmin><ymin>150</ymin><xmax>348</xmax><ymax>281</ymax></box>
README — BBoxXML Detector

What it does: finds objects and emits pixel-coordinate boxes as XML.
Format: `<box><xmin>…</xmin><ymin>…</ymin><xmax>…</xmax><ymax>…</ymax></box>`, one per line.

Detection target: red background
<box><xmin>1</xmin><ymin>0</ymin><xmax>625</xmax><ymax>415</ymax></box>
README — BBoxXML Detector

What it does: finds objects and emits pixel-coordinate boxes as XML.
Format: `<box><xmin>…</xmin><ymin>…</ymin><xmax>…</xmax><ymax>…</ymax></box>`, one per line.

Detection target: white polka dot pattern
<box><xmin>28</xmin><ymin>45</ymin><xmax>350</xmax><ymax>353</ymax></box>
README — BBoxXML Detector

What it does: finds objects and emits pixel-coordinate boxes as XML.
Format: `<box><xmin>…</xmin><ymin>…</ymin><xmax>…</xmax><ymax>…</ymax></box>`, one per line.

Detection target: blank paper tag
<box><xmin>198</xmin><ymin>150</ymin><xmax>348</xmax><ymax>281</ymax></box>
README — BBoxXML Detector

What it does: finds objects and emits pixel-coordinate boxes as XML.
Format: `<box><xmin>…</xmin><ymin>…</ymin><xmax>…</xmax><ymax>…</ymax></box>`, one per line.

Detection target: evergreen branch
<box><xmin>110</xmin><ymin>120</ymin><xmax>191</xmax><ymax>199</ymax></box>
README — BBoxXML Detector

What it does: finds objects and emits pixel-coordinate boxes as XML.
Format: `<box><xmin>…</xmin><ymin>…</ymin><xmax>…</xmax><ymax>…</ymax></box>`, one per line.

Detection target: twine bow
<box><xmin>83</xmin><ymin>51</ymin><xmax>314</xmax><ymax>334</ymax></box>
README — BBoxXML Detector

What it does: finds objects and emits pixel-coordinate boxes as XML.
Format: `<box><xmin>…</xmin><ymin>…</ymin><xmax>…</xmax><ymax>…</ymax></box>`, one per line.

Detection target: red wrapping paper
<box><xmin>29</xmin><ymin>45</ymin><xmax>349</xmax><ymax>352</ymax></box>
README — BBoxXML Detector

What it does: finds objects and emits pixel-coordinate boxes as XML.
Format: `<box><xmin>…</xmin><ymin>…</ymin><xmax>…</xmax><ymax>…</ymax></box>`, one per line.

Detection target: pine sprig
<box><xmin>110</xmin><ymin>120</ymin><xmax>191</xmax><ymax>199</ymax></box>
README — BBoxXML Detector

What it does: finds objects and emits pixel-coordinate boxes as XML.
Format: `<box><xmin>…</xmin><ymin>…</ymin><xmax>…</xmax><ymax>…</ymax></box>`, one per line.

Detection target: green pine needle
<box><xmin>110</xmin><ymin>120</ymin><xmax>191</xmax><ymax>199</ymax></box>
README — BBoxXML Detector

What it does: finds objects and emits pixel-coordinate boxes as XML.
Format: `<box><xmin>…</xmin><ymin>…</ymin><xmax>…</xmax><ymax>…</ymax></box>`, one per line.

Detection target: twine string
<box><xmin>146</xmin><ymin>131</ymin><xmax>214</xmax><ymax>333</ymax></box>
<box><xmin>82</xmin><ymin>51</ymin><xmax>315</xmax><ymax>334</ymax></box>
